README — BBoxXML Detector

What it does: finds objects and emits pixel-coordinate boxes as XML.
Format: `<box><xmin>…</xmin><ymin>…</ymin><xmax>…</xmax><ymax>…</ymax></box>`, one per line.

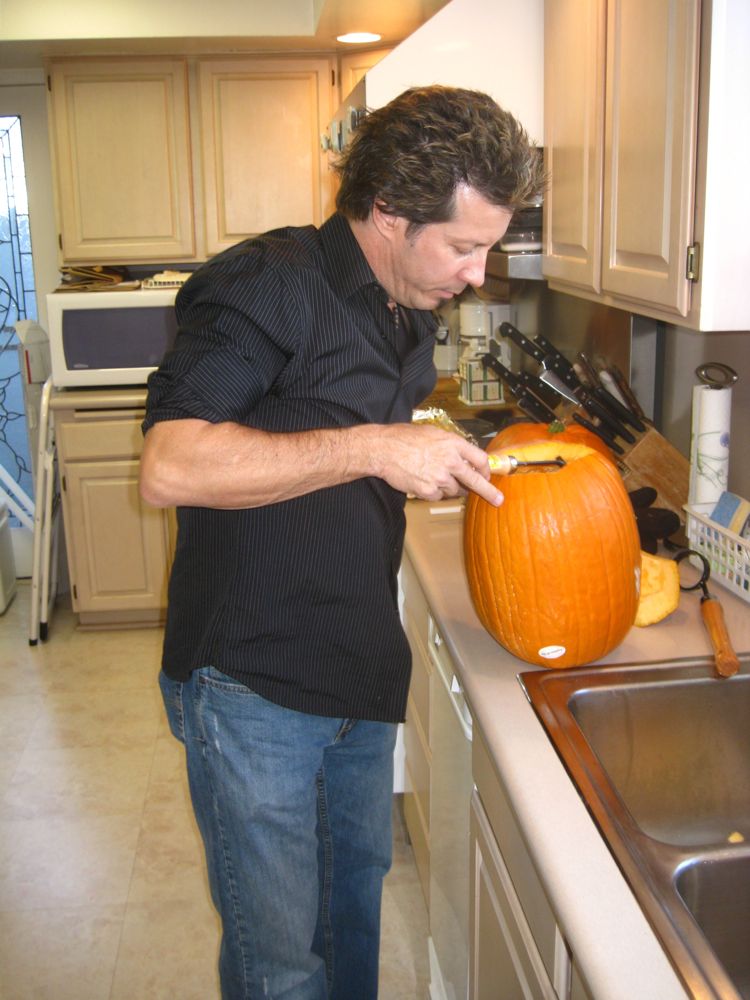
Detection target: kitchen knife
<box><xmin>488</xmin><ymin>339</ymin><xmax>561</xmax><ymax>412</ymax></box>
<box><xmin>481</xmin><ymin>354</ymin><xmax>559</xmax><ymax>423</ymax></box>
<box><xmin>571</xmin><ymin>413</ymin><xmax>625</xmax><ymax>455</ymax></box>
<box><xmin>608</xmin><ymin>364</ymin><xmax>649</xmax><ymax>423</ymax></box>
<box><xmin>501</xmin><ymin>324</ymin><xmax>636</xmax><ymax>442</ymax></box>
<box><xmin>514</xmin><ymin>369</ymin><xmax>563</xmax><ymax>410</ymax></box>
<box><xmin>499</xmin><ymin>322</ymin><xmax>547</xmax><ymax>365</ymax></box>
<box><xmin>540</xmin><ymin>354</ymin><xmax>637</xmax><ymax>443</ymax></box>
<box><xmin>575</xmin><ymin>352</ymin><xmax>603</xmax><ymax>388</ymax></box>
<box><xmin>537</xmin><ymin>337</ymin><xmax>646</xmax><ymax>433</ymax></box>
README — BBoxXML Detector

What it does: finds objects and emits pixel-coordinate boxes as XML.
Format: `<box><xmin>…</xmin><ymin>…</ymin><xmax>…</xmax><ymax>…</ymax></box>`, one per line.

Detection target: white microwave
<box><xmin>46</xmin><ymin>288</ymin><xmax>179</xmax><ymax>388</ymax></box>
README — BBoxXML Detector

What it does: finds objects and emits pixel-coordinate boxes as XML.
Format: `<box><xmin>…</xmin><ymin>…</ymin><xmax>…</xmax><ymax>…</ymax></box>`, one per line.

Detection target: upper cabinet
<box><xmin>543</xmin><ymin>0</ymin><xmax>750</xmax><ymax>332</ymax></box>
<box><xmin>48</xmin><ymin>59</ymin><xmax>195</xmax><ymax>262</ymax></box>
<box><xmin>197</xmin><ymin>58</ymin><xmax>335</xmax><ymax>257</ymax></box>
<box><xmin>337</xmin><ymin>48</ymin><xmax>393</xmax><ymax>102</ymax></box>
<box><xmin>47</xmin><ymin>55</ymin><xmax>336</xmax><ymax>264</ymax></box>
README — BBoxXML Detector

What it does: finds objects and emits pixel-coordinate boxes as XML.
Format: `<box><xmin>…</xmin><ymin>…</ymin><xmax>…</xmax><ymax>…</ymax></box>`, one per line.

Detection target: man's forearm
<box><xmin>139</xmin><ymin>418</ymin><xmax>503</xmax><ymax>509</ymax></box>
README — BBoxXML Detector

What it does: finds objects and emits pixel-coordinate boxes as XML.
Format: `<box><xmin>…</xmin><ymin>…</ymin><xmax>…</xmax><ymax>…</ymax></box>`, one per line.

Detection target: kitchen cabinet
<box><xmin>47</xmin><ymin>54</ymin><xmax>335</xmax><ymax>264</ymax></box>
<box><xmin>401</xmin><ymin>549</ymin><xmax>474</xmax><ymax>999</ymax></box>
<box><xmin>471</xmin><ymin>729</ymin><xmax>573</xmax><ymax>999</ymax></box>
<box><xmin>543</xmin><ymin>0</ymin><xmax>750</xmax><ymax>331</ymax></box>
<box><xmin>197</xmin><ymin>57</ymin><xmax>335</xmax><ymax>256</ymax></box>
<box><xmin>53</xmin><ymin>395</ymin><xmax>175</xmax><ymax>626</ymax></box>
<box><xmin>47</xmin><ymin>58</ymin><xmax>195</xmax><ymax>263</ymax></box>
<box><xmin>401</xmin><ymin>552</ymin><xmax>433</xmax><ymax>909</ymax></box>
<box><xmin>337</xmin><ymin>48</ymin><xmax>392</xmax><ymax>102</ymax></box>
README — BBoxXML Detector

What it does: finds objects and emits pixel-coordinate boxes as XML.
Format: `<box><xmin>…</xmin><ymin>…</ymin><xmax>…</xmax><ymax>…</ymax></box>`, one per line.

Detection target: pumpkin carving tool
<box><xmin>488</xmin><ymin>454</ymin><xmax>566</xmax><ymax>475</ymax></box>
<box><xmin>674</xmin><ymin>549</ymin><xmax>740</xmax><ymax>678</ymax></box>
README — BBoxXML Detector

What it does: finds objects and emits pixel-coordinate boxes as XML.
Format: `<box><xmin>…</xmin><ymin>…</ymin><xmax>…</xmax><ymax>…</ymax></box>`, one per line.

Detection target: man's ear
<box><xmin>371</xmin><ymin>201</ymin><xmax>401</xmax><ymax>241</ymax></box>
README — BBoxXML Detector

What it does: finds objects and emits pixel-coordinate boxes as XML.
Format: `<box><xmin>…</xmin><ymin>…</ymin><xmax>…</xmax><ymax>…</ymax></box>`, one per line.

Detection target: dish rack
<box><xmin>684</xmin><ymin>502</ymin><xmax>750</xmax><ymax>602</ymax></box>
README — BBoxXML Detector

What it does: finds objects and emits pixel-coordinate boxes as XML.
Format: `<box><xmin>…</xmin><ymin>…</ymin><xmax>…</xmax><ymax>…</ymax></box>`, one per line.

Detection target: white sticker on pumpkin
<box><xmin>539</xmin><ymin>645</ymin><xmax>566</xmax><ymax>659</ymax></box>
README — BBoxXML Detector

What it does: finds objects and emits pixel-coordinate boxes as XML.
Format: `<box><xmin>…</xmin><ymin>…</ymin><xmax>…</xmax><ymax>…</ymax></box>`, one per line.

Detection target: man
<box><xmin>140</xmin><ymin>85</ymin><xmax>544</xmax><ymax>1000</ymax></box>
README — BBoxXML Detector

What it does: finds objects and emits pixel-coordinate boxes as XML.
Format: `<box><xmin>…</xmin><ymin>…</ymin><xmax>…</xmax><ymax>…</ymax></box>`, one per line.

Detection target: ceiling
<box><xmin>0</xmin><ymin>0</ymin><xmax>450</xmax><ymax>70</ymax></box>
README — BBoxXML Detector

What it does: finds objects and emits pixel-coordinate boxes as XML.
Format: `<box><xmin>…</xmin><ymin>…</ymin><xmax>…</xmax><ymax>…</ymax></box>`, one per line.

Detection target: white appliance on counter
<box><xmin>46</xmin><ymin>288</ymin><xmax>178</xmax><ymax>388</ymax></box>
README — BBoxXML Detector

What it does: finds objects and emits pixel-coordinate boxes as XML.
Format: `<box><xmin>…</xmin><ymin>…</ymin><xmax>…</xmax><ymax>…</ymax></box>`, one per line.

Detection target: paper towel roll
<box><xmin>689</xmin><ymin>384</ymin><xmax>732</xmax><ymax>505</ymax></box>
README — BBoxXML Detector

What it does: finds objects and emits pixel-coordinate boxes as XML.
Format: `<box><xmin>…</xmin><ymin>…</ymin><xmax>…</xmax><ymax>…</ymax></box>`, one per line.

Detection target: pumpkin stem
<box><xmin>548</xmin><ymin>419</ymin><xmax>567</xmax><ymax>435</ymax></box>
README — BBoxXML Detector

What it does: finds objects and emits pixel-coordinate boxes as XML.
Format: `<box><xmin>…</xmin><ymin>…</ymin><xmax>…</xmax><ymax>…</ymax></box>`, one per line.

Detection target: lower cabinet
<box><xmin>54</xmin><ymin>402</ymin><xmax>175</xmax><ymax>626</ymax></box>
<box><xmin>471</xmin><ymin>730</ymin><xmax>594</xmax><ymax>1000</ymax></box>
<box><xmin>470</xmin><ymin>790</ymin><xmax>558</xmax><ymax>999</ymax></box>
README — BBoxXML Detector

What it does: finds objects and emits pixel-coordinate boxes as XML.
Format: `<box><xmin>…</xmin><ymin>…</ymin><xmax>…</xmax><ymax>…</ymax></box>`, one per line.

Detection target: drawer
<box><xmin>472</xmin><ymin>728</ymin><xmax>559</xmax><ymax>983</ymax></box>
<box><xmin>404</xmin><ymin>692</ymin><xmax>431</xmax><ymax>840</ymax></box>
<box><xmin>400</xmin><ymin>554</ymin><xmax>431</xmax><ymax>653</ymax></box>
<box><xmin>56</xmin><ymin>409</ymin><xmax>146</xmax><ymax>461</ymax></box>
<box><xmin>403</xmin><ymin>610</ymin><xmax>431</xmax><ymax>734</ymax></box>
<box><xmin>403</xmin><ymin>785</ymin><xmax>430</xmax><ymax>909</ymax></box>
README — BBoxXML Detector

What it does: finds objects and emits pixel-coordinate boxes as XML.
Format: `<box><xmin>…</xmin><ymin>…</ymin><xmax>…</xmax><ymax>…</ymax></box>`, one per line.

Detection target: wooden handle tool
<box><xmin>488</xmin><ymin>454</ymin><xmax>565</xmax><ymax>475</ymax></box>
<box><xmin>701</xmin><ymin>595</ymin><xmax>740</xmax><ymax>678</ymax></box>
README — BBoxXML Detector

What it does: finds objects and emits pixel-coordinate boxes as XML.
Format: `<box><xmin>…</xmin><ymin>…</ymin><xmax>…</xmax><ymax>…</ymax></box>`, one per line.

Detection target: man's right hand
<box><xmin>353</xmin><ymin>423</ymin><xmax>504</xmax><ymax>507</ymax></box>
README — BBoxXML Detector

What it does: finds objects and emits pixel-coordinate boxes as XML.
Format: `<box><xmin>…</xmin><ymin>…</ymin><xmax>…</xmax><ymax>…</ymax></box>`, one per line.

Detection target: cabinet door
<box><xmin>337</xmin><ymin>48</ymin><xmax>392</xmax><ymax>100</ymax></box>
<box><xmin>198</xmin><ymin>58</ymin><xmax>335</xmax><ymax>255</ymax></box>
<box><xmin>469</xmin><ymin>792</ymin><xmax>557</xmax><ymax>1000</ymax></box>
<box><xmin>543</xmin><ymin>0</ymin><xmax>606</xmax><ymax>292</ymax></box>
<box><xmin>48</xmin><ymin>59</ymin><xmax>195</xmax><ymax>262</ymax></box>
<box><xmin>601</xmin><ymin>0</ymin><xmax>700</xmax><ymax>313</ymax></box>
<box><xmin>62</xmin><ymin>458</ymin><xmax>172</xmax><ymax>615</ymax></box>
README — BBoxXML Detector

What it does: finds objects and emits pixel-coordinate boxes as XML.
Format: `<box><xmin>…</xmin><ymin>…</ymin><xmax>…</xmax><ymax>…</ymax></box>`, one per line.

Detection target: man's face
<box><xmin>383</xmin><ymin>184</ymin><xmax>514</xmax><ymax>310</ymax></box>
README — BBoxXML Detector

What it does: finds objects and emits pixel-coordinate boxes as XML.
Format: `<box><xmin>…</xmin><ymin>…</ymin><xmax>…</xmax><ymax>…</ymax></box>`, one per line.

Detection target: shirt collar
<box><xmin>320</xmin><ymin>212</ymin><xmax>380</xmax><ymax>300</ymax></box>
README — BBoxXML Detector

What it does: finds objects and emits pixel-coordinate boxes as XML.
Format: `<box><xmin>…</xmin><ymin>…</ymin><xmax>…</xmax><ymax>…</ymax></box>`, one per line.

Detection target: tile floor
<box><xmin>0</xmin><ymin>583</ymin><xmax>430</xmax><ymax>999</ymax></box>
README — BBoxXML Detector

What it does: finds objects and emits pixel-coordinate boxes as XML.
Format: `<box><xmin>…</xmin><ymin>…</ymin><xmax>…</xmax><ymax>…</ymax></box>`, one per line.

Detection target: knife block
<box><xmin>615</xmin><ymin>425</ymin><xmax>690</xmax><ymax>522</ymax></box>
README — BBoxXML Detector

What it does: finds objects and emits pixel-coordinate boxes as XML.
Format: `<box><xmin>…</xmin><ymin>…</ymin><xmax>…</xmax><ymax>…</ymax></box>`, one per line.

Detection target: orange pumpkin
<box><xmin>464</xmin><ymin>439</ymin><xmax>641</xmax><ymax>668</ymax></box>
<box><xmin>489</xmin><ymin>419</ymin><xmax>614</xmax><ymax>463</ymax></box>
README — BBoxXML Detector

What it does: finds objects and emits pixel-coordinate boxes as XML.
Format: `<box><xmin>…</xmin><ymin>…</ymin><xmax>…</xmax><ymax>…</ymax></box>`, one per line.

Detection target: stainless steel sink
<box><xmin>520</xmin><ymin>659</ymin><xmax>750</xmax><ymax>1000</ymax></box>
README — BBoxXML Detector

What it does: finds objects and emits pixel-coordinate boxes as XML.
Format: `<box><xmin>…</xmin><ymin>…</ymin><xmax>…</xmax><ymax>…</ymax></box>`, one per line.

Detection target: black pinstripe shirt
<box><xmin>143</xmin><ymin>213</ymin><xmax>438</xmax><ymax>722</ymax></box>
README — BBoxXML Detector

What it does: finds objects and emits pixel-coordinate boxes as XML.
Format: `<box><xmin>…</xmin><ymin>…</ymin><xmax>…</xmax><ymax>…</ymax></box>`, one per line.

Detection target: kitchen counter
<box><xmin>403</xmin><ymin>498</ymin><xmax>750</xmax><ymax>1000</ymax></box>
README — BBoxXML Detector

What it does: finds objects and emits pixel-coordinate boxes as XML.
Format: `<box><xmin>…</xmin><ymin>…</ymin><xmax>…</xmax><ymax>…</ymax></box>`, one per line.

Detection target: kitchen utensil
<box><xmin>488</xmin><ymin>454</ymin><xmax>566</xmax><ymax>474</ymax></box>
<box><xmin>571</xmin><ymin>413</ymin><xmax>625</xmax><ymax>455</ymax></box>
<box><xmin>674</xmin><ymin>549</ymin><xmax>740</xmax><ymax>678</ymax></box>
<box><xmin>500</xmin><ymin>323</ymin><xmax>636</xmax><ymax>442</ymax></box>
<box><xmin>534</xmin><ymin>334</ymin><xmax>646</xmax><ymax>434</ymax></box>
<box><xmin>482</xmin><ymin>349</ymin><xmax>558</xmax><ymax>423</ymax></box>
<box><xmin>575</xmin><ymin>352</ymin><xmax>603</xmax><ymax>388</ymax></box>
<box><xmin>608</xmin><ymin>364</ymin><xmax>648</xmax><ymax>422</ymax></box>
<box><xmin>538</xmin><ymin>342</ymin><xmax>644</xmax><ymax>435</ymax></box>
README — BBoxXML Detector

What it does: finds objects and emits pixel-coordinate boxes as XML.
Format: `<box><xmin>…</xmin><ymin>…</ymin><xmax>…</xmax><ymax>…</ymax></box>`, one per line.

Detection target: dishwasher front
<box><xmin>428</xmin><ymin>617</ymin><xmax>474</xmax><ymax>1000</ymax></box>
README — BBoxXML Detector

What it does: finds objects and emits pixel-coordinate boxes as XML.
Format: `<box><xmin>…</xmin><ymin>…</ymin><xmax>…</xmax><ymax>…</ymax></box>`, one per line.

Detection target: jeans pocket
<box><xmin>196</xmin><ymin>664</ymin><xmax>257</xmax><ymax>695</ymax></box>
<box><xmin>159</xmin><ymin>670</ymin><xmax>186</xmax><ymax>744</ymax></box>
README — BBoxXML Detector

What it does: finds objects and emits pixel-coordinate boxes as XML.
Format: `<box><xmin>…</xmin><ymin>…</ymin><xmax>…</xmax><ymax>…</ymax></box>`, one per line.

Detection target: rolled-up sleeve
<box><xmin>143</xmin><ymin>251</ymin><xmax>302</xmax><ymax>432</ymax></box>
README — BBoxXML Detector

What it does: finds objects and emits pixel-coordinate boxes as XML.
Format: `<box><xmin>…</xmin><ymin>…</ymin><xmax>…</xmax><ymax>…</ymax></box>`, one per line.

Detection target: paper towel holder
<box><xmin>695</xmin><ymin>362</ymin><xmax>738</xmax><ymax>389</ymax></box>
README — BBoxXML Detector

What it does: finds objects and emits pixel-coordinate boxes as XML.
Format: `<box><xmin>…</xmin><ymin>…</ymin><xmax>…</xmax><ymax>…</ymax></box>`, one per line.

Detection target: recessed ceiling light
<box><xmin>337</xmin><ymin>32</ymin><xmax>382</xmax><ymax>44</ymax></box>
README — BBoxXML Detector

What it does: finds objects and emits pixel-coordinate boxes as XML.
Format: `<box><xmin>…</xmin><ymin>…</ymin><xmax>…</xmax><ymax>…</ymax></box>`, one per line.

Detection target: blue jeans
<box><xmin>159</xmin><ymin>667</ymin><xmax>397</xmax><ymax>1000</ymax></box>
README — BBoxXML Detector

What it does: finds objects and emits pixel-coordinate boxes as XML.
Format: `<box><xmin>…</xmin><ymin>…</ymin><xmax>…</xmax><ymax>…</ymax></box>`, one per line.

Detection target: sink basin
<box><xmin>520</xmin><ymin>659</ymin><xmax>750</xmax><ymax>1000</ymax></box>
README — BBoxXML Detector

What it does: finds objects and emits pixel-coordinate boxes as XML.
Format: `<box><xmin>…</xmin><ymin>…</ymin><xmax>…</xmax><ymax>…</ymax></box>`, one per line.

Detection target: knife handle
<box><xmin>576</xmin><ymin>387</ymin><xmax>636</xmax><ymax>444</ymax></box>
<box><xmin>592</xmin><ymin>384</ymin><xmax>646</xmax><ymax>433</ymax></box>
<box><xmin>701</xmin><ymin>596</ymin><xmax>740</xmax><ymax>678</ymax></box>
<box><xmin>534</xmin><ymin>334</ymin><xmax>575</xmax><ymax>374</ymax></box>
<box><xmin>499</xmin><ymin>322</ymin><xmax>546</xmax><ymax>363</ymax></box>
<box><xmin>516</xmin><ymin>371</ymin><xmax>561</xmax><ymax>410</ymax></box>
<box><xmin>610</xmin><ymin>365</ymin><xmax>649</xmax><ymax>423</ymax></box>
<box><xmin>516</xmin><ymin>392</ymin><xmax>559</xmax><ymax>423</ymax></box>
<box><xmin>572</xmin><ymin>413</ymin><xmax>625</xmax><ymax>455</ymax></box>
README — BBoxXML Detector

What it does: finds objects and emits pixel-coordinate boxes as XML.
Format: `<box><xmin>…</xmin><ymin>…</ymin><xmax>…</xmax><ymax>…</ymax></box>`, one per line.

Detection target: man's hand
<box><xmin>354</xmin><ymin>423</ymin><xmax>504</xmax><ymax>506</ymax></box>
